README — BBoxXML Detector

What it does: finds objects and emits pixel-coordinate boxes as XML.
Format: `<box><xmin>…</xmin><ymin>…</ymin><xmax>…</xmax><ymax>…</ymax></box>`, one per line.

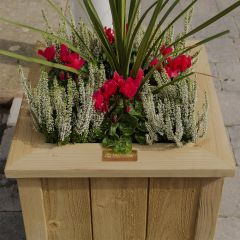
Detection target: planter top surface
<box><xmin>5</xmin><ymin>47</ymin><xmax>236</xmax><ymax>178</ymax></box>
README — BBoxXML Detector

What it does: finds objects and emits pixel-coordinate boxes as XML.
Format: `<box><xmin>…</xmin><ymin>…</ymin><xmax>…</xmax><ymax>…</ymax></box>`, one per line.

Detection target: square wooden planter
<box><xmin>5</xmin><ymin>47</ymin><xmax>235</xmax><ymax>240</ymax></box>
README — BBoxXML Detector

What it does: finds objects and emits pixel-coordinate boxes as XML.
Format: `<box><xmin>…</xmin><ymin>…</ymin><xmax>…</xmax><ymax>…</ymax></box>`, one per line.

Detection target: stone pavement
<box><xmin>0</xmin><ymin>0</ymin><xmax>240</xmax><ymax>239</ymax></box>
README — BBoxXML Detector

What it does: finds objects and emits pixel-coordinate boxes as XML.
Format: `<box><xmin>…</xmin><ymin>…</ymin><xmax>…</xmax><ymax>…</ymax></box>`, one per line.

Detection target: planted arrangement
<box><xmin>1</xmin><ymin>0</ymin><xmax>240</xmax><ymax>154</ymax></box>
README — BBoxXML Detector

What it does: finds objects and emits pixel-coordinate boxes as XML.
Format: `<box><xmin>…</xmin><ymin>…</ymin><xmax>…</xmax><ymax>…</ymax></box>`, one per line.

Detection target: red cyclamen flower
<box><xmin>93</xmin><ymin>90</ymin><xmax>108</xmax><ymax>113</ymax></box>
<box><xmin>119</xmin><ymin>70</ymin><xmax>143</xmax><ymax>100</ymax></box>
<box><xmin>60</xmin><ymin>44</ymin><xmax>70</xmax><ymax>62</ymax></box>
<box><xmin>150</xmin><ymin>58</ymin><xmax>159</xmax><ymax>67</ymax></box>
<box><xmin>60</xmin><ymin>44</ymin><xmax>85</xmax><ymax>70</ymax></box>
<box><xmin>102</xmin><ymin>79</ymin><xmax>118</xmax><ymax>100</ymax></box>
<box><xmin>165</xmin><ymin>55</ymin><xmax>192</xmax><ymax>78</ymax></box>
<box><xmin>93</xmin><ymin>69</ymin><xmax>144</xmax><ymax>112</ymax></box>
<box><xmin>160</xmin><ymin>45</ymin><xmax>173</xmax><ymax>56</ymax></box>
<box><xmin>104</xmin><ymin>27</ymin><xmax>115</xmax><ymax>44</ymax></box>
<box><xmin>38</xmin><ymin>45</ymin><xmax>56</xmax><ymax>61</ymax></box>
<box><xmin>65</xmin><ymin>53</ymin><xmax>85</xmax><ymax>70</ymax></box>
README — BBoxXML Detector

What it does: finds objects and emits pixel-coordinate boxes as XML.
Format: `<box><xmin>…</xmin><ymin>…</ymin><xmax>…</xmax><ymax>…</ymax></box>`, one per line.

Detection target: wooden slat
<box><xmin>18</xmin><ymin>179</ymin><xmax>48</xmax><ymax>240</ymax></box>
<box><xmin>194</xmin><ymin>47</ymin><xmax>235</xmax><ymax>169</ymax></box>
<box><xmin>194</xmin><ymin>178</ymin><xmax>224</xmax><ymax>240</ymax></box>
<box><xmin>147</xmin><ymin>178</ymin><xmax>201</xmax><ymax>240</ymax></box>
<box><xmin>42</xmin><ymin>178</ymin><xmax>92</xmax><ymax>240</ymax></box>
<box><xmin>91</xmin><ymin>178</ymin><xmax>148</xmax><ymax>240</ymax></box>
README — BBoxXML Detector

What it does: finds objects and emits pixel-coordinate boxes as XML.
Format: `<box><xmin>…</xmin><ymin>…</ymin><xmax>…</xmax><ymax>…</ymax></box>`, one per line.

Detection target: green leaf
<box><xmin>121</xmin><ymin>114</ymin><xmax>138</xmax><ymax>128</ymax></box>
<box><xmin>109</xmin><ymin>0</ymin><xmax>125</xmax><ymax>73</ymax></box>
<box><xmin>132</xmin><ymin>0</ymin><xmax>164</xmax><ymax>77</ymax></box>
<box><xmin>146</xmin><ymin>0</ymin><xmax>180</xmax><ymax>53</ymax></box>
<box><xmin>143</xmin><ymin>0</ymin><xmax>198</xmax><ymax>65</ymax></box>
<box><xmin>125</xmin><ymin>1</ymin><xmax>158</xmax><ymax>76</ymax></box>
<box><xmin>102</xmin><ymin>137</ymin><xmax>115</xmax><ymax>147</ymax></box>
<box><xmin>119</xmin><ymin>124</ymin><xmax>135</xmax><ymax>136</ymax></box>
<box><xmin>109</xmin><ymin>124</ymin><xmax>119</xmax><ymax>137</ymax></box>
<box><xmin>128</xmin><ymin>103</ymin><xmax>143</xmax><ymax>117</ymax></box>
<box><xmin>83</xmin><ymin>0</ymin><xmax>119</xmax><ymax>71</ymax></box>
<box><xmin>113</xmin><ymin>137</ymin><xmax>132</xmax><ymax>154</ymax></box>
<box><xmin>127</xmin><ymin>0</ymin><xmax>141</xmax><ymax>44</ymax></box>
<box><xmin>0</xmin><ymin>49</ymin><xmax>79</xmax><ymax>74</ymax></box>
<box><xmin>135</xmin><ymin>134</ymin><xmax>146</xmax><ymax>144</ymax></box>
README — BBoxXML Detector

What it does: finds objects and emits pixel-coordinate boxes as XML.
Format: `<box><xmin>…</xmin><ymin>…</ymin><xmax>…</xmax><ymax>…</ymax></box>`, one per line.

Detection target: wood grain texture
<box><xmin>194</xmin><ymin>178</ymin><xmax>224</xmax><ymax>240</ymax></box>
<box><xmin>147</xmin><ymin>178</ymin><xmax>201</xmax><ymax>240</ymax></box>
<box><xmin>42</xmin><ymin>178</ymin><xmax>92</xmax><ymax>240</ymax></box>
<box><xmin>5</xmin><ymin>45</ymin><xmax>236</xmax><ymax>178</ymax></box>
<box><xmin>91</xmin><ymin>178</ymin><xmax>148</xmax><ymax>240</ymax></box>
<box><xmin>18</xmin><ymin>179</ymin><xmax>48</xmax><ymax>240</ymax></box>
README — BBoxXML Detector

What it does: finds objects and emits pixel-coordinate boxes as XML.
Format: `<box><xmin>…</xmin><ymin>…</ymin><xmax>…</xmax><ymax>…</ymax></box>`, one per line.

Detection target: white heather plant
<box><xmin>1</xmin><ymin>0</ymin><xmax>240</xmax><ymax>153</ymax></box>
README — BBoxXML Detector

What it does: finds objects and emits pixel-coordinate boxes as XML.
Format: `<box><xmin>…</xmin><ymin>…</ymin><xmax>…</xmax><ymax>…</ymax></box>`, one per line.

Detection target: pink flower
<box><xmin>165</xmin><ymin>54</ymin><xmax>192</xmax><ymax>78</ymax></box>
<box><xmin>150</xmin><ymin>58</ymin><xmax>159</xmax><ymax>67</ymax></box>
<box><xmin>102</xmin><ymin>79</ymin><xmax>118</xmax><ymax>100</ymax></box>
<box><xmin>93</xmin><ymin>90</ymin><xmax>107</xmax><ymax>113</ymax></box>
<box><xmin>60</xmin><ymin>44</ymin><xmax>70</xmax><ymax>62</ymax></box>
<box><xmin>65</xmin><ymin>53</ymin><xmax>85</xmax><ymax>70</ymax></box>
<box><xmin>104</xmin><ymin>27</ymin><xmax>115</xmax><ymax>44</ymax></box>
<box><xmin>93</xmin><ymin>69</ymin><xmax>144</xmax><ymax>112</ymax></box>
<box><xmin>160</xmin><ymin>45</ymin><xmax>173</xmax><ymax>56</ymax></box>
<box><xmin>119</xmin><ymin>69</ymin><xmax>144</xmax><ymax>100</ymax></box>
<box><xmin>60</xmin><ymin>44</ymin><xmax>85</xmax><ymax>70</ymax></box>
<box><xmin>38</xmin><ymin>45</ymin><xmax>56</xmax><ymax>61</ymax></box>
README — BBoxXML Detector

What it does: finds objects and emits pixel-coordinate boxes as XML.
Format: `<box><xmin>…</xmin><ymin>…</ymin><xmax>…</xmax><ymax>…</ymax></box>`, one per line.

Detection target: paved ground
<box><xmin>0</xmin><ymin>0</ymin><xmax>240</xmax><ymax>239</ymax></box>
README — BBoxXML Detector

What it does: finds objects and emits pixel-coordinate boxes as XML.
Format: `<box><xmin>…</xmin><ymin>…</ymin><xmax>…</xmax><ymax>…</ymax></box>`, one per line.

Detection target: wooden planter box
<box><xmin>5</xmin><ymin>48</ymin><xmax>235</xmax><ymax>240</ymax></box>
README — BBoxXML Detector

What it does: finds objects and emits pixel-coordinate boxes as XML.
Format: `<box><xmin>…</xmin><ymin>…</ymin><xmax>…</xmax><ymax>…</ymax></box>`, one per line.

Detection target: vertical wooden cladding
<box><xmin>91</xmin><ymin>178</ymin><xmax>148</xmax><ymax>240</ymax></box>
<box><xmin>42</xmin><ymin>178</ymin><xmax>92</xmax><ymax>240</ymax></box>
<box><xmin>146</xmin><ymin>178</ymin><xmax>224</xmax><ymax>240</ymax></box>
<box><xmin>18</xmin><ymin>179</ymin><xmax>48</xmax><ymax>240</ymax></box>
<box><xmin>147</xmin><ymin>178</ymin><xmax>202</xmax><ymax>240</ymax></box>
<box><xmin>194</xmin><ymin>178</ymin><xmax>224</xmax><ymax>240</ymax></box>
<box><xmin>18</xmin><ymin>177</ymin><xmax>223</xmax><ymax>240</ymax></box>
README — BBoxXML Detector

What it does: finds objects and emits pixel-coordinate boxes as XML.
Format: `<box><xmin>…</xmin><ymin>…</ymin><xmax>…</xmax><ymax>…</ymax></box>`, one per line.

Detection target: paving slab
<box><xmin>228</xmin><ymin>126</ymin><xmax>240</xmax><ymax>148</ymax></box>
<box><xmin>216</xmin><ymin>217</ymin><xmax>240</xmax><ymax>240</ymax></box>
<box><xmin>206</xmin><ymin>37</ymin><xmax>239</xmax><ymax>63</ymax></box>
<box><xmin>233</xmin><ymin>148</ymin><xmax>240</xmax><ymax>166</ymax></box>
<box><xmin>233</xmin><ymin>38</ymin><xmax>240</xmax><ymax>59</ymax></box>
<box><xmin>0</xmin><ymin>127</ymin><xmax>15</xmax><ymax>172</ymax></box>
<box><xmin>216</xmin><ymin>90</ymin><xmax>240</xmax><ymax>126</ymax></box>
<box><xmin>0</xmin><ymin>212</ymin><xmax>25</xmax><ymax>240</ymax></box>
<box><xmin>0</xmin><ymin>182</ymin><xmax>21</xmax><ymax>212</ymax></box>
<box><xmin>215</xmin><ymin>62</ymin><xmax>240</xmax><ymax>82</ymax></box>
<box><xmin>219</xmin><ymin>168</ymin><xmax>240</xmax><ymax>218</ymax></box>
<box><xmin>209</xmin><ymin>62</ymin><xmax>223</xmax><ymax>90</ymax></box>
<box><xmin>0</xmin><ymin>0</ymin><xmax>66</xmax><ymax>103</ymax></box>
